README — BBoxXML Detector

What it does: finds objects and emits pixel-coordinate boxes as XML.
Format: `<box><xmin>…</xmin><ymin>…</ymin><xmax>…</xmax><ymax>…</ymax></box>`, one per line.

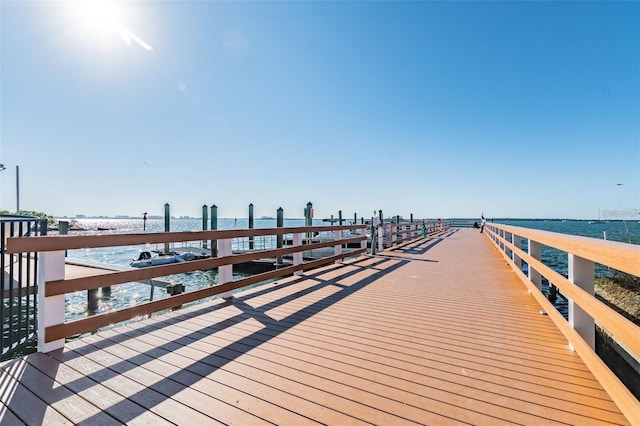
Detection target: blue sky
<box><xmin>1</xmin><ymin>0</ymin><xmax>639</xmax><ymax>220</ymax></box>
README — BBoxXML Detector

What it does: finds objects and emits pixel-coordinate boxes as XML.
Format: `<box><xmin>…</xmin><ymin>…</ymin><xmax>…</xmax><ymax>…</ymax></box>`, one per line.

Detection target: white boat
<box><xmin>589</xmin><ymin>208</ymin><xmax>608</xmax><ymax>224</ymax></box>
<box><xmin>130</xmin><ymin>251</ymin><xmax>205</xmax><ymax>268</ymax></box>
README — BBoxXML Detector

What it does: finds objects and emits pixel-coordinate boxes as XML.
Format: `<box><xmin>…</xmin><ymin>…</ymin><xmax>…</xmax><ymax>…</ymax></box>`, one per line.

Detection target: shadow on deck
<box><xmin>0</xmin><ymin>228</ymin><xmax>631</xmax><ymax>425</ymax></box>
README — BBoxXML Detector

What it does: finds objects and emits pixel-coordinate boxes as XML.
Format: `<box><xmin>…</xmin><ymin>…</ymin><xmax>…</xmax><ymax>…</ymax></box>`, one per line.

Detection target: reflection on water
<box><xmin>63</xmin><ymin>218</ymin><xmax>314</xmax><ymax>325</ymax></box>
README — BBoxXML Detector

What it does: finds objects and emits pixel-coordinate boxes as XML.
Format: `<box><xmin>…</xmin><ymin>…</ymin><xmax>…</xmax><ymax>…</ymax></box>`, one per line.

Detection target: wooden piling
<box><xmin>306</xmin><ymin>202</ymin><xmax>313</xmax><ymax>226</ymax></box>
<box><xmin>58</xmin><ymin>221</ymin><xmax>69</xmax><ymax>235</ymax></box>
<box><xmin>164</xmin><ymin>203</ymin><xmax>170</xmax><ymax>253</ymax></box>
<box><xmin>59</xmin><ymin>220</ymin><xmax>69</xmax><ymax>257</ymax></box>
<box><xmin>202</xmin><ymin>205</ymin><xmax>208</xmax><ymax>249</ymax></box>
<box><xmin>88</xmin><ymin>289</ymin><xmax>99</xmax><ymax>313</ymax></box>
<box><xmin>276</xmin><ymin>207</ymin><xmax>284</xmax><ymax>266</ymax></box>
<box><xmin>210</xmin><ymin>205</ymin><xmax>218</xmax><ymax>257</ymax></box>
<box><xmin>305</xmin><ymin>201</ymin><xmax>313</xmax><ymax>240</ymax></box>
<box><xmin>249</xmin><ymin>203</ymin><xmax>254</xmax><ymax>249</ymax></box>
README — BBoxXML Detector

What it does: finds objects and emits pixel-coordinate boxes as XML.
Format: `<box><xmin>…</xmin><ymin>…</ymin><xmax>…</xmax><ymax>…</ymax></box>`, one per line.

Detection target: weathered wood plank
<box><xmin>64</xmin><ymin>334</ymin><xmax>273</xmax><ymax>425</ymax></box>
<box><xmin>0</xmin><ymin>357</ymin><xmax>117</xmax><ymax>424</ymax></box>
<box><xmin>50</xmin><ymin>342</ymin><xmax>226</xmax><ymax>425</ymax></box>
<box><xmin>24</xmin><ymin>352</ymin><xmax>173</xmax><ymax>426</ymax></box>
<box><xmin>0</xmin><ymin>358</ymin><xmax>70</xmax><ymax>425</ymax></box>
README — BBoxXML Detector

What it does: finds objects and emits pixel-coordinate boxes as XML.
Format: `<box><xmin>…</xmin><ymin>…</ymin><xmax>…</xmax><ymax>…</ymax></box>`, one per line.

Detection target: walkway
<box><xmin>0</xmin><ymin>228</ymin><xmax>630</xmax><ymax>424</ymax></box>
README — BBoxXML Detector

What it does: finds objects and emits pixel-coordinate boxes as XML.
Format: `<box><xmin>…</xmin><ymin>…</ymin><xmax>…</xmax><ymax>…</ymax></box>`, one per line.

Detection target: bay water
<box><xmin>63</xmin><ymin>217</ymin><xmax>639</xmax><ymax>324</ymax></box>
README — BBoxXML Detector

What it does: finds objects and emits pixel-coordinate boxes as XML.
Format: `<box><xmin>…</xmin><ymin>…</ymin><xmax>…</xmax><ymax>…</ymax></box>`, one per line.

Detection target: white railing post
<box><xmin>512</xmin><ymin>235</ymin><xmax>522</xmax><ymax>269</ymax></box>
<box><xmin>333</xmin><ymin>229</ymin><xmax>342</xmax><ymax>264</ymax></box>
<box><xmin>38</xmin><ymin>251</ymin><xmax>66</xmax><ymax>353</ymax></box>
<box><xmin>390</xmin><ymin>224</ymin><xmax>397</xmax><ymax>246</ymax></box>
<box><xmin>568</xmin><ymin>254</ymin><xmax>595</xmax><ymax>351</ymax></box>
<box><xmin>378</xmin><ymin>224</ymin><xmax>385</xmax><ymax>252</ymax></box>
<box><xmin>504</xmin><ymin>232</ymin><xmax>513</xmax><ymax>259</ymax></box>
<box><xmin>360</xmin><ymin>228</ymin><xmax>367</xmax><ymax>254</ymax></box>
<box><xmin>218</xmin><ymin>238</ymin><xmax>233</xmax><ymax>299</ymax></box>
<box><xmin>528</xmin><ymin>240</ymin><xmax>542</xmax><ymax>292</ymax></box>
<box><xmin>293</xmin><ymin>232</ymin><xmax>304</xmax><ymax>275</ymax></box>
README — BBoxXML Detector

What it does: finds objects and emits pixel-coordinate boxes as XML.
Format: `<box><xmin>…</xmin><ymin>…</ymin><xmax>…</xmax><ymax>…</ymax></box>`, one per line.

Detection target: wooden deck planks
<box><xmin>21</xmin><ymin>352</ymin><xmax>174</xmax><ymax>426</ymax></box>
<box><xmin>50</xmin><ymin>344</ymin><xmax>227</xmax><ymax>425</ymax></box>
<box><xmin>128</xmin><ymin>311</ymin><xmax>573</xmax><ymax>424</ymax></box>
<box><xmin>0</xmin><ymin>228</ymin><xmax>632</xmax><ymax>425</ymax></box>
<box><xmin>164</xmin><ymin>297</ymin><xmax>619</xmax><ymax>414</ymax></box>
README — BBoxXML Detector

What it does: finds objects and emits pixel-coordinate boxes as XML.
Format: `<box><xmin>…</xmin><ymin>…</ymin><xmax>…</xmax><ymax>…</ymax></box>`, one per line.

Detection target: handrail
<box><xmin>484</xmin><ymin>222</ymin><xmax>640</xmax><ymax>423</ymax></box>
<box><xmin>491</xmin><ymin>224</ymin><xmax>640</xmax><ymax>277</ymax></box>
<box><xmin>44</xmin><ymin>236</ymin><xmax>362</xmax><ymax>297</ymax></box>
<box><xmin>383</xmin><ymin>220</ymin><xmax>449</xmax><ymax>247</ymax></box>
<box><xmin>6</xmin><ymin>224</ymin><xmax>371</xmax><ymax>348</ymax></box>
<box><xmin>5</xmin><ymin>224</ymin><xmax>362</xmax><ymax>253</ymax></box>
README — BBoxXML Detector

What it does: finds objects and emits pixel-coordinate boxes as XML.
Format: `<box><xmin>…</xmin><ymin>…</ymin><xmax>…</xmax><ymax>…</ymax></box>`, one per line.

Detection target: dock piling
<box><xmin>164</xmin><ymin>203</ymin><xmax>170</xmax><ymax>253</ymax></box>
<box><xmin>202</xmin><ymin>205</ymin><xmax>208</xmax><ymax>249</ymax></box>
<box><xmin>210</xmin><ymin>205</ymin><xmax>218</xmax><ymax>257</ymax></box>
<box><xmin>249</xmin><ymin>203</ymin><xmax>254</xmax><ymax>249</ymax></box>
<box><xmin>305</xmin><ymin>201</ymin><xmax>313</xmax><ymax>241</ymax></box>
<box><xmin>276</xmin><ymin>207</ymin><xmax>284</xmax><ymax>266</ymax></box>
<box><xmin>88</xmin><ymin>289</ymin><xmax>99</xmax><ymax>313</ymax></box>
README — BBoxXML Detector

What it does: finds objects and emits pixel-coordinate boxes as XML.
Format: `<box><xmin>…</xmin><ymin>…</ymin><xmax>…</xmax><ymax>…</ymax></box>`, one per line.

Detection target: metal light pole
<box><xmin>0</xmin><ymin>164</ymin><xmax>5</xmax><ymax>212</ymax></box>
<box><xmin>16</xmin><ymin>165</ymin><xmax>20</xmax><ymax>214</ymax></box>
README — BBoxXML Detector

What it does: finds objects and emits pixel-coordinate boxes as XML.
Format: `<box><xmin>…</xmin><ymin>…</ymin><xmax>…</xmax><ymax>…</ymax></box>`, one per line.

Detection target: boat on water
<box><xmin>589</xmin><ymin>208</ymin><xmax>608</xmax><ymax>224</ymax></box>
<box><xmin>130</xmin><ymin>250</ymin><xmax>209</xmax><ymax>268</ymax></box>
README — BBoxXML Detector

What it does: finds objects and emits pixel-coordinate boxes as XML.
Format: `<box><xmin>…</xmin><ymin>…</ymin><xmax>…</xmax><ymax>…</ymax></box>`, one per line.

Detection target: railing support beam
<box><xmin>218</xmin><ymin>238</ymin><xmax>233</xmax><ymax>299</ymax></box>
<box><xmin>293</xmin><ymin>232</ymin><xmax>304</xmax><ymax>275</ymax></box>
<box><xmin>528</xmin><ymin>240</ymin><xmax>542</xmax><ymax>293</ymax></box>
<box><xmin>568</xmin><ymin>254</ymin><xmax>595</xmax><ymax>350</ymax></box>
<box><xmin>38</xmin><ymin>251</ymin><xmax>65</xmax><ymax>353</ymax></box>
<box><xmin>333</xmin><ymin>230</ymin><xmax>342</xmax><ymax>264</ymax></box>
<box><xmin>512</xmin><ymin>235</ymin><xmax>522</xmax><ymax>269</ymax></box>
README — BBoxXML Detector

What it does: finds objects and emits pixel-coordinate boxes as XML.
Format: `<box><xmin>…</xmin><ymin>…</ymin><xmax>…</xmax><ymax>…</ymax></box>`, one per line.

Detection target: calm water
<box><xmin>62</xmin><ymin>217</ymin><xmax>640</xmax><ymax>323</ymax></box>
<box><xmin>63</xmin><ymin>218</ymin><xmax>323</xmax><ymax>323</ymax></box>
<box><xmin>498</xmin><ymin>218</ymin><xmax>640</xmax><ymax>275</ymax></box>
<box><xmin>496</xmin><ymin>218</ymin><xmax>640</xmax><ymax>317</ymax></box>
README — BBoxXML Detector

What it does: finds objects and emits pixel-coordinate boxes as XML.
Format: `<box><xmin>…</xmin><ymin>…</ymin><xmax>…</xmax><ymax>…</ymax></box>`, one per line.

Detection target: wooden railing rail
<box><xmin>6</xmin><ymin>225</ymin><xmax>363</xmax><ymax>252</ymax></box>
<box><xmin>388</xmin><ymin>222</ymin><xmax>420</xmax><ymax>246</ymax></box>
<box><xmin>385</xmin><ymin>220</ymin><xmax>449</xmax><ymax>247</ymax></box>
<box><xmin>5</xmin><ymin>225</ymin><xmax>368</xmax><ymax>352</ymax></box>
<box><xmin>484</xmin><ymin>223</ymin><xmax>640</xmax><ymax>423</ymax></box>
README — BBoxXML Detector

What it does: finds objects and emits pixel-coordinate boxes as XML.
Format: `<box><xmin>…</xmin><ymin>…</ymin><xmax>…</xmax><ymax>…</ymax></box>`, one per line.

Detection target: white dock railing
<box><xmin>6</xmin><ymin>225</ymin><xmax>371</xmax><ymax>353</ymax></box>
<box><xmin>484</xmin><ymin>222</ymin><xmax>640</xmax><ymax>422</ymax></box>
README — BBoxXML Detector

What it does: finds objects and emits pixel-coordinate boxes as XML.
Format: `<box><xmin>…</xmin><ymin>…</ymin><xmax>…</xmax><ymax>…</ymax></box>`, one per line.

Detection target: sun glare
<box><xmin>76</xmin><ymin>0</ymin><xmax>119</xmax><ymax>30</ymax></box>
<box><xmin>67</xmin><ymin>0</ymin><xmax>152</xmax><ymax>51</ymax></box>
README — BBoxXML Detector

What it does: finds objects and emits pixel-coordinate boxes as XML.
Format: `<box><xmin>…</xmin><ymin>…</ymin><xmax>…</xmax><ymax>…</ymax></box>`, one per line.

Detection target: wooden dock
<box><xmin>0</xmin><ymin>228</ymin><xmax>632</xmax><ymax>424</ymax></box>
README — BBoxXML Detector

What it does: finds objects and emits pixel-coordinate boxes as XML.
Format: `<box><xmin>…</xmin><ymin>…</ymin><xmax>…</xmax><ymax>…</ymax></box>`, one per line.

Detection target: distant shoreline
<box><xmin>58</xmin><ymin>216</ymin><xmax>637</xmax><ymax>222</ymax></box>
